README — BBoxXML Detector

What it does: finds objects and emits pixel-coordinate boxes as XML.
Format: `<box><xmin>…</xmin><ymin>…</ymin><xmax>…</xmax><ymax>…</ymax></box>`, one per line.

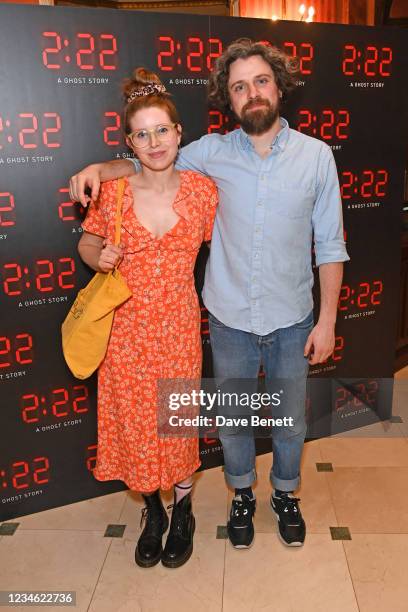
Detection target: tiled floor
<box><xmin>1</xmin><ymin>367</ymin><xmax>408</xmax><ymax>611</ymax></box>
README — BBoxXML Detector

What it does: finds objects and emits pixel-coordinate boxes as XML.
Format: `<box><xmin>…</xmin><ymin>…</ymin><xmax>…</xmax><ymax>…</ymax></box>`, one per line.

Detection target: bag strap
<box><xmin>114</xmin><ymin>177</ymin><xmax>126</xmax><ymax>247</ymax></box>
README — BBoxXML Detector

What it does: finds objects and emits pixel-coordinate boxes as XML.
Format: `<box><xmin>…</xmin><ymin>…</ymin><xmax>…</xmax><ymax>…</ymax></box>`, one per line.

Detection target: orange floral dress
<box><xmin>81</xmin><ymin>170</ymin><xmax>218</xmax><ymax>492</ymax></box>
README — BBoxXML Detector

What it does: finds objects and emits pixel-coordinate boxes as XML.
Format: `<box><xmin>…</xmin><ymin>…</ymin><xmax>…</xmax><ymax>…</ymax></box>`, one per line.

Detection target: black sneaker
<box><xmin>227</xmin><ymin>494</ymin><xmax>256</xmax><ymax>548</ymax></box>
<box><xmin>270</xmin><ymin>492</ymin><xmax>305</xmax><ymax>547</ymax></box>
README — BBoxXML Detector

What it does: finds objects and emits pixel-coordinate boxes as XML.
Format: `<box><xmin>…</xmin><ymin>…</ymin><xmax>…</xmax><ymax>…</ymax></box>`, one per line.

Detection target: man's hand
<box><xmin>305</xmin><ymin>261</ymin><xmax>343</xmax><ymax>365</ymax></box>
<box><xmin>69</xmin><ymin>163</ymin><xmax>102</xmax><ymax>207</ymax></box>
<box><xmin>98</xmin><ymin>242</ymin><xmax>124</xmax><ymax>273</ymax></box>
<box><xmin>303</xmin><ymin>322</ymin><xmax>335</xmax><ymax>365</ymax></box>
<box><xmin>70</xmin><ymin>159</ymin><xmax>137</xmax><ymax>206</ymax></box>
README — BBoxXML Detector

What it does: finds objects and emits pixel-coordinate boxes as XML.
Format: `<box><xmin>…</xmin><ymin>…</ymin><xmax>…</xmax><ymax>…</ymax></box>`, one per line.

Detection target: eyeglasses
<box><xmin>128</xmin><ymin>123</ymin><xmax>178</xmax><ymax>148</ymax></box>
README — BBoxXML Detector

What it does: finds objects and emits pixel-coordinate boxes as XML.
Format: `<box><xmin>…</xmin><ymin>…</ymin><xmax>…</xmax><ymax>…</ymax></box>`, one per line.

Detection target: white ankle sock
<box><xmin>174</xmin><ymin>482</ymin><xmax>193</xmax><ymax>504</ymax></box>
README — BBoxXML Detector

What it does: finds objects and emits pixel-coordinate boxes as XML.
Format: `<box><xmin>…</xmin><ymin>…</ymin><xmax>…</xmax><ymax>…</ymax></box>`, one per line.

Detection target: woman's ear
<box><xmin>176</xmin><ymin>124</ymin><xmax>182</xmax><ymax>145</ymax></box>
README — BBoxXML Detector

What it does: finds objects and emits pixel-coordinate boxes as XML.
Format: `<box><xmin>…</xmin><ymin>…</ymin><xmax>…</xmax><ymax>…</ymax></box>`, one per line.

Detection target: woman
<box><xmin>77</xmin><ymin>68</ymin><xmax>217</xmax><ymax>569</ymax></box>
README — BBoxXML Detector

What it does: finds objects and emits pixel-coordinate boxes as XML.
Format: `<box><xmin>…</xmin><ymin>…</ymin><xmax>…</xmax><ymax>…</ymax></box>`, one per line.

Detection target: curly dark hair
<box><xmin>208</xmin><ymin>38</ymin><xmax>299</xmax><ymax>114</ymax></box>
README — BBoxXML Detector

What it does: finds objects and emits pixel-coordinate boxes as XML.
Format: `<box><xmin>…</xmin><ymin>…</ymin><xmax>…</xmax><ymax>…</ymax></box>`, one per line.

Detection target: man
<box><xmin>70</xmin><ymin>38</ymin><xmax>349</xmax><ymax>549</ymax></box>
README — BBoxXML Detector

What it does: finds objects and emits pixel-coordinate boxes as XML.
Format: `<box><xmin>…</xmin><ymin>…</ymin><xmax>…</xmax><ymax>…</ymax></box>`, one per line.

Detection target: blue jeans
<box><xmin>208</xmin><ymin>311</ymin><xmax>313</xmax><ymax>492</ymax></box>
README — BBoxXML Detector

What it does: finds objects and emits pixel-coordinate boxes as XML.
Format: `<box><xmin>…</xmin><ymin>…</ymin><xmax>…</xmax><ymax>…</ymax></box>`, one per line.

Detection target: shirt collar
<box><xmin>238</xmin><ymin>116</ymin><xmax>290</xmax><ymax>152</ymax></box>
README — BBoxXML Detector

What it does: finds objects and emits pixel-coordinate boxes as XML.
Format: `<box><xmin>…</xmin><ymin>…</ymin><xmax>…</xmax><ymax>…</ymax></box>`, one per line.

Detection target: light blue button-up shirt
<box><xmin>130</xmin><ymin>118</ymin><xmax>349</xmax><ymax>335</ymax></box>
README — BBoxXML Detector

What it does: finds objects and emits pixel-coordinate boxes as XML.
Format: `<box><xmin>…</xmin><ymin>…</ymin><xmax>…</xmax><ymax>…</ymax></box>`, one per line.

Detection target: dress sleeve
<box><xmin>203</xmin><ymin>178</ymin><xmax>218</xmax><ymax>242</ymax></box>
<box><xmin>81</xmin><ymin>183</ymin><xmax>110</xmax><ymax>238</ymax></box>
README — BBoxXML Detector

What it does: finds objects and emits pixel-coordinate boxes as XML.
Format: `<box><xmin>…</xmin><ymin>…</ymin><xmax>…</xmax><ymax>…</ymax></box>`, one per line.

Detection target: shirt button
<box><xmin>255</xmin><ymin>227</ymin><xmax>261</xmax><ymax>233</ymax></box>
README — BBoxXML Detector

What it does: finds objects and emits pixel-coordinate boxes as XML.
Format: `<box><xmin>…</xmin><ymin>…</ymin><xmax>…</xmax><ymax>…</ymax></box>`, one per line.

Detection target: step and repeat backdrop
<box><xmin>0</xmin><ymin>5</ymin><xmax>407</xmax><ymax>520</ymax></box>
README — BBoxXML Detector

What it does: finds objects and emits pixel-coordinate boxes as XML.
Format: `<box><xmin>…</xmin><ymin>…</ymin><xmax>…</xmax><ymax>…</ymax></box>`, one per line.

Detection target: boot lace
<box><xmin>279</xmin><ymin>495</ymin><xmax>301</xmax><ymax>521</ymax></box>
<box><xmin>140</xmin><ymin>506</ymin><xmax>164</xmax><ymax>530</ymax></box>
<box><xmin>167</xmin><ymin>503</ymin><xmax>185</xmax><ymax>536</ymax></box>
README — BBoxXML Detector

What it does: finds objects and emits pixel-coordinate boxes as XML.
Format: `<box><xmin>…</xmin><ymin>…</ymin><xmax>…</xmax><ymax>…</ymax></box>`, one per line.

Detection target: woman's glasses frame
<box><xmin>128</xmin><ymin>123</ymin><xmax>178</xmax><ymax>149</ymax></box>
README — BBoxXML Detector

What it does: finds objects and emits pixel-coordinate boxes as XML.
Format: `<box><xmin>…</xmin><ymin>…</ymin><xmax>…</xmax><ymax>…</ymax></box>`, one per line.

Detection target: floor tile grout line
<box><xmin>265</xmin><ymin>526</ymin><xmax>408</xmax><ymax>536</ymax></box>
<box><xmin>86</xmin><ymin>537</ymin><xmax>114</xmax><ymax>612</ymax></box>
<box><xmin>322</xmin><ymin>470</ymin><xmax>340</xmax><ymax>529</ymax></box>
<box><xmin>396</xmin><ymin>422</ymin><xmax>408</xmax><ymax>441</ymax></box>
<box><xmin>323</xmin><ymin>471</ymin><xmax>361</xmax><ymax>612</ymax></box>
<box><xmin>4</xmin><ymin>528</ymin><xmax>118</xmax><ymax>534</ymax></box>
<box><xmin>117</xmin><ymin>489</ymin><xmax>131</xmax><ymax>523</ymax></box>
<box><xmin>221</xmin><ymin>486</ymin><xmax>229</xmax><ymax>612</ymax></box>
<box><xmin>341</xmin><ymin>540</ymin><xmax>361</xmax><ymax>612</ymax></box>
<box><xmin>221</xmin><ymin>538</ymin><xmax>227</xmax><ymax>612</ymax></box>
<box><xmin>310</xmin><ymin>438</ymin><xmax>324</xmax><ymax>464</ymax></box>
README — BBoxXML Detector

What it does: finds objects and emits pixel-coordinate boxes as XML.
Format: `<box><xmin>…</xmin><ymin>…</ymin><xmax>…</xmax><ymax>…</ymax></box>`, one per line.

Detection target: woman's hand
<box><xmin>98</xmin><ymin>242</ymin><xmax>124</xmax><ymax>273</ymax></box>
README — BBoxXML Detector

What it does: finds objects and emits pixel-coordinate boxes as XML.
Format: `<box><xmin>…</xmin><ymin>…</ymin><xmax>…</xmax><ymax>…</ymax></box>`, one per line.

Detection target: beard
<box><xmin>239</xmin><ymin>97</ymin><xmax>279</xmax><ymax>136</ymax></box>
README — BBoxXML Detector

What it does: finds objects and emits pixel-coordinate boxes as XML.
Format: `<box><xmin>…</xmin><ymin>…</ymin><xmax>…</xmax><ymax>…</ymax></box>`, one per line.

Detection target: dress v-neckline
<box><xmin>125</xmin><ymin>174</ymin><xmax>184</xmax><ymax>241</ymax></box>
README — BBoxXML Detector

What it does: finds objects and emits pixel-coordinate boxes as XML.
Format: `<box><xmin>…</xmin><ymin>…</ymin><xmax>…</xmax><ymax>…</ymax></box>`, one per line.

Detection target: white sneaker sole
<box><xmin>270</xmin><ymin>502</ymin><xmax>304</xmax><ymax>547</ymax></box>
<box><xmin>229</xmin><ymin>537</ymin><xmax>255</xmax><ymax>549</ymax></box>
<box><xmin>227</xmin><ymin>527</ymin><xmax>255</xmax><ymax>549</ymax></box>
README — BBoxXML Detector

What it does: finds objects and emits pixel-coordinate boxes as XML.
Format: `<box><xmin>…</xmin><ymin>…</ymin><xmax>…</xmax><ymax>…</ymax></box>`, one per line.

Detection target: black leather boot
<box><xmin>135</xmin><ymin>490</ymin><xmax>169</xmax><ymax>568</ymax></box>
<box><xmin>161</xmin><ymin>493</ymin><xmax>195</xmax><ymax>568</ymax></box>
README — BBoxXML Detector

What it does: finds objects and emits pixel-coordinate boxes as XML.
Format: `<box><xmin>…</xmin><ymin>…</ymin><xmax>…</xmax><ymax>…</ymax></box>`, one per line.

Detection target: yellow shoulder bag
<box><xmin>61</xmin><ymin>177</ymin><xmax>132</xmax><ymax>379</ymax></box>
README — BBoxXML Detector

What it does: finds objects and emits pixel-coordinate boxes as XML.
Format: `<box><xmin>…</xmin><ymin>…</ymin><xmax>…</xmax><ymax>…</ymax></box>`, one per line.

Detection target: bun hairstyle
<box><xmin>122</xmin><ymin>67</ymin><xmax>180</xmax><ymax>133</ymax></box>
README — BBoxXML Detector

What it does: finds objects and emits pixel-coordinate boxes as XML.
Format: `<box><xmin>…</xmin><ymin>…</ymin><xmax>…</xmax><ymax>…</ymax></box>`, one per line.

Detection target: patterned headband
<box><xmin>127</xmin><ymin>83</ymin><xmax>167</xmax><ymax>103</ymax></box>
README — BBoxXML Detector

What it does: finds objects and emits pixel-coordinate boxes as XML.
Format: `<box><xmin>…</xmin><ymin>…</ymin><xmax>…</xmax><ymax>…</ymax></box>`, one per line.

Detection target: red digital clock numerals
<box><xmin>207</xmin><ymin>111</ymin><xmax>239</xmax><ymax>135</ymax></box>
<box><xmin>282</xmin><ymin>42</ymin><xmax>313</xmax><ymax>75</ymax></box>
<box><xmin>335</xmin><ymin>380</ymin><xmax>378</xmax><ymax>412</ymax></box>
<box><xmin>297</xmin><ymin>109</ymin><xmax>350</xmax><ymax>140</ymax></box>
<box><xmin>0</xmin><ymin>113</ymin><xmax>61</xmax><ymax>150</ymax></box>
<box><xmin>338</xmin><ymin>281</ymin><xmax>383</xmax><ymax>311</ymax></box>
<box><xmin>318</xmin><ymin>335</ymin><xmax>344</xmax><ymax>366</ymax></box>
<box><xmin>21</xmin><ymin>385</ymin><xmax>89</xmax><ymax>423</ymax></box>
<box><xmin>42</xmin><ymin>32</ymin><xmax>118</xmax><ymax>71</ymax></box>
<box><xmin>0</xmin><ymin>192</ymin><xmax>16</xmax><ymax>227</ymax></box>
<box><xmin>342</xmin><ymin>45</ymin><xmax>392</xmax><ymax>77</ymax></box>
<box><xmin>157</xmin><ymin>36</ymin><xmax>175</xmax><ymax>71</ymax></box>
<box><xmin>203</xmin><ymin>425</ymin><xmax>218</xmax><ymax>446</ymax></box>
<box><xmin>341</xmin><ymin>170</ymin><xmax>388</xmax><ymax>200</ymax></box>
<box><xmin>157</xmin><ymin>36</ymin><xmax>223</xmax><ymax>72</ymax></box>
<box><xmin>19</xmin><ymin>113</ymin><xmax>61</xmax><ymax>149</ymax></box>
<box><xmin>200</xmin><ymin>306</ymin><xmax>209</xmax><ymax>335</ymax></box>
<box><xmin>0</xmin><ymin>333</ymin><xmax>33</xmax><ymax>368</ymax></box>
<box><xmin>103</xmin><ymin>112</ymin><xmax>122</xmax><ymax>146</ymax></box>
<box><xmin>0</xmin><ymin>456</ymin><xmax>50</xmax><ymax>490</ymax></box>
<box><xmin>331</xmin><ymin>336</ymin><xmax>344</xmax><ymax>362</ymax></box>
<box><xmin>58</xmin><ymin>188</ymin><xmax>85</xmax><ymax>222</ymax></box>
<box><xmin>257</xmin><ymin>40</ymin><xmax>314</xmax><ymax>75</ymax></box>
<box><xmin>2</xmin><ymin>258</ymin><xmax>76</xmax><ymax>296</ymax></box>
<box><xmin>86</xmin><ymin>444</ymin><xmax>98</xmax><ymax>471</ymax></box>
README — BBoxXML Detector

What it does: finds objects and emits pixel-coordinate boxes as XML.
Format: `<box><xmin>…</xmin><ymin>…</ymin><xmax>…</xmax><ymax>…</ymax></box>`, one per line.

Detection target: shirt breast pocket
<box><xmin>270</xmin><ymin>185</ymin><xmax>315</xmax><ymax>219</ymax></box>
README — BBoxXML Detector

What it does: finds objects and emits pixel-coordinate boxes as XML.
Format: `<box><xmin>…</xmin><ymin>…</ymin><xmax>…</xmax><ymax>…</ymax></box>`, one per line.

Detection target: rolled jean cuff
<box><xmin>270</xmin><ymin>471</ymin><xmax>300</xmax><ymax>492</ymax></box>
<box><xmin>224</xmin><ymin>467</ymin><xmax>257</xmax><ymax>489</ymax></box>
